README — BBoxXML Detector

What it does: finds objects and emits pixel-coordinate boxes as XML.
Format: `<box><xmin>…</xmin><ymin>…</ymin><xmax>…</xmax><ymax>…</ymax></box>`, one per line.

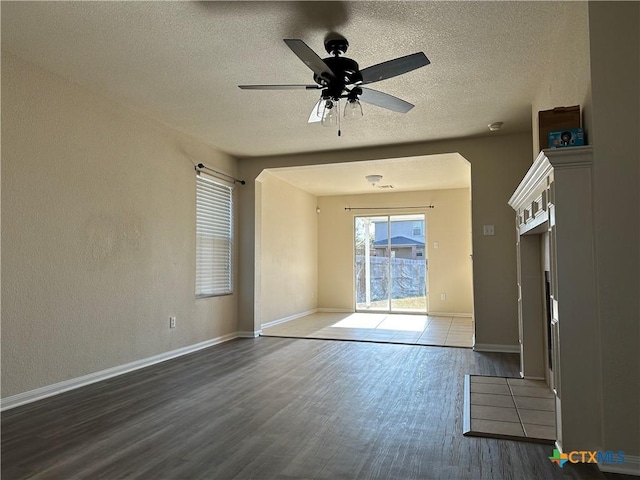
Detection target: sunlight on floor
<box><xmin>376</xmin><ymin>315</ymin><xmax>429</xmax><ymax>331</ymax></box>
<box><xmin>261</xmin><ymin>312</ymin><xmax>474</xmax><ymax>348</ymax></box>
<box><xmin>331</xmin><ymin>313</ymin><xmax>386</xmax><ymax>329</ymax></box>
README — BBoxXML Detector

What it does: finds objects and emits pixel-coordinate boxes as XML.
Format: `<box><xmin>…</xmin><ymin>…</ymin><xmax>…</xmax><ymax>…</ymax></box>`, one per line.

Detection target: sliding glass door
<box><xmin>354</xmin><ymin>214</ymin><xmax>427</xmax><ymax>313</ymax></box>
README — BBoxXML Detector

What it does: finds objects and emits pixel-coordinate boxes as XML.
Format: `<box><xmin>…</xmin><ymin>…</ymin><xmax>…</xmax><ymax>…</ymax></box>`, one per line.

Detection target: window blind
<box><xmin>196</xmin><ymin>173</ymin><xmax>233</xmax><ymax>296</ymax></box>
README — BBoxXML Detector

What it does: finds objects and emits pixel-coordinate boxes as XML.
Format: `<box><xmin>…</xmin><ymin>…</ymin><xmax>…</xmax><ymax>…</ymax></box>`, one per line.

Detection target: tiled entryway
<box><xmin>463</xmin><ymin>375</ymin><xmax>556</xmax><ymax>443</ymax></box>
<box><xmin>261</xmin><ymin>312</ymin><xmax>473</xmax><ymax>347</ymax></box>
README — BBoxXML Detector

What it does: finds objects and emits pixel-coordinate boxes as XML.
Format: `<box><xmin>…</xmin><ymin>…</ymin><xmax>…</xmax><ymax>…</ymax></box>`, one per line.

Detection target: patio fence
<box><xmin>355</xmin><ymin>255</ymin><xmax>426</xmax><ymax>303</ymax></box>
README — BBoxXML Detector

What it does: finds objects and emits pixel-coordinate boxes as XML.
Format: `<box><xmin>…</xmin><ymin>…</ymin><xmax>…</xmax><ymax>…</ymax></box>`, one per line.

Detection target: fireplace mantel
<box><xmin>508</xmin><ymin>146</ymin><xmax>600</xmax><ymax>453</ymax></box>
<box><xmin>509</xmin><ymin>146</ymin><xmax>593</xmax><ymax>235</ymax></box>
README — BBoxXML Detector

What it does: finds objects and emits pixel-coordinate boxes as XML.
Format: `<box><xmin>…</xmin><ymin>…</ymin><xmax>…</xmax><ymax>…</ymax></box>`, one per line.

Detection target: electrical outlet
<box><xmin>169</xmin><ymin>316</ymin><xmax>176</xmax><ymax>329</ymax></box>
<box><xmin>440</xmin><ymin>293</ymin><xmax>446</xmax><ymax>301</ymax></box>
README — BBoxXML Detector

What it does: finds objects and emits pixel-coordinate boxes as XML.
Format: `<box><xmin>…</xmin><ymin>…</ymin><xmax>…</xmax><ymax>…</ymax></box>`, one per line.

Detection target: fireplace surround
<box><xmin>508</xmin><ymin>146</ymin><xmax>600</xmax><ymax>452</ymax></box>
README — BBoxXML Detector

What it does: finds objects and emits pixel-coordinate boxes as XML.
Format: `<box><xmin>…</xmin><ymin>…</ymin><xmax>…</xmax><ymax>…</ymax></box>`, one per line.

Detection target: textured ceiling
<box><xmin>1</xmin><ymin>1</ymin><xmax>587</xmax><ymax>159</ymax></box>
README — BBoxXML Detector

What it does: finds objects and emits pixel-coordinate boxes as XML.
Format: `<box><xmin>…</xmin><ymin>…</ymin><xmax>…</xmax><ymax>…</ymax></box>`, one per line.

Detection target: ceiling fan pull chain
<box><xmin>337</xmin><ymin>99</ymin><xmax>342</xmax><ymax>137</ymax></box>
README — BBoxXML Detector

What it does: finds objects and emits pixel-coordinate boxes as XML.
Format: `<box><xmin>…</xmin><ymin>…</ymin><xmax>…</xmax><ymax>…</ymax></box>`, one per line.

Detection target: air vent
<box><xmin>378</xmin><ymin>185</ymin><xmax>394</xmax><ymax>189</ymax></box>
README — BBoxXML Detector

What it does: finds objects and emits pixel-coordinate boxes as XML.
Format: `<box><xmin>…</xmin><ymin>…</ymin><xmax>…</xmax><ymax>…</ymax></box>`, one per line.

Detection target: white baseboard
<box><xmin>473</xmin><ymin>343</ymin><xmax>520</xmax><ymax>354</ymax></box>
<box><xmin>599</xmin><ymin>454</ymin><xmax>640</xmax><ymax>476</ymax></box>
<box><xmin>428</xmin><ymin>311</ymin><xmax>473</xmax><ymax>318</ymax></box>
<box><xmin>0</xmin><ymin>333</ymin><xmax>238</xmax><ymax>411</ymax></box>
<box><xmin>238</xmin><ymin>330</ymin><xmax>262</xmax><ymax>338</ymax></box>
<box><xmin>261</xmin><ymin>308</ymin><xmax>354</xmax><ymax>331</ymax></box>
<box><xmin>260</xmin><ymin>308</ymin><xmax>318</xmax><ymax>329</ymax></box>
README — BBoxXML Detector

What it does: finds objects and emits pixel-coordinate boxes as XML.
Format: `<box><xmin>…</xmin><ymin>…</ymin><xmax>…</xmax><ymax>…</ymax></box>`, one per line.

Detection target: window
<box><xmin>196</xmin><ymin>173</ymin><xmax>233</xmax><ymax>297</ymax></box>
<box><xmin>413</xmin><ymin>221</ymin><xmax>422</xmax><ymax>236</ymax></box>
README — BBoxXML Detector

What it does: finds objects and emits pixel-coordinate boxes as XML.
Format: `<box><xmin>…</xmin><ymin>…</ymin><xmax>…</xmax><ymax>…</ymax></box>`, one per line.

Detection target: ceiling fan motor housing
<box><xmin>314</xmin><ymin>56</ymin><xmax>362</xmax><ymax>99</ymax></box>
<box><xmin>324</xmin><ymin>37</ymin><xmax>349</xmax><ymax>56</ymax></box>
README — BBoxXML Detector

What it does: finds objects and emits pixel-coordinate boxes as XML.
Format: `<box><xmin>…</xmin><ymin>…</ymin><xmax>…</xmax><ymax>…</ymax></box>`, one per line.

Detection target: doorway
<box><xmin>354</xmin><ymin>214</ymin><xmax>427</xmax><ymax>313</ymax></box>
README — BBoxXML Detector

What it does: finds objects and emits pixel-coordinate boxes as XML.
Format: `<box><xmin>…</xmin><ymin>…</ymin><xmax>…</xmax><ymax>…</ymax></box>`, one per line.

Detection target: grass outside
<box><xmin>357</xmin><ymin>295</ymin><xmax>427</xmax><ymax>311</ymax></box>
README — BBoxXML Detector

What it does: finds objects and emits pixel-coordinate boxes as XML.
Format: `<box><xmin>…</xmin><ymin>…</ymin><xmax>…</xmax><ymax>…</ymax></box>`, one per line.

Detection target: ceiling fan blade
<box><xmin>284</xmin><ymin>39</ymin><xmax>336</xmax><ymax>81</ymax></box>
<box><xmin>238</xmin><ymin>84</ymin><xmax>321</xmax><ymax>90</ymax></box>
<box><xmin>308</xmin><ymin>99</ymin><xmax>323</xmax><ymax>123</ymax></box>
<box><xmin>360</xmin><ymin>52</ymin><xmax>430</xmax><ymax>85</ymax></box>
<box><xmin>359</xmin><ymin>87</ymin><xmax>414</xmax><ymax>113</ymax></box>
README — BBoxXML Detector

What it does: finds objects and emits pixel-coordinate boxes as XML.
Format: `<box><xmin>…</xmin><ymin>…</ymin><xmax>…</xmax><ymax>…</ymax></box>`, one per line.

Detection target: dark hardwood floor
<box><xmin>1</xmin><ymin>338</ymin><xmax>628</xmax><ymax>479</ymax></box>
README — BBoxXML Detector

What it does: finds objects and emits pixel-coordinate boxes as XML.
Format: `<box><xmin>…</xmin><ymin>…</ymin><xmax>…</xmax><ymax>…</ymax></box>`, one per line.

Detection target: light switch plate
<box><xmin>483</xmin><ymin>225</ymin><xmax>495</xmax><ymax>236</ymax></box>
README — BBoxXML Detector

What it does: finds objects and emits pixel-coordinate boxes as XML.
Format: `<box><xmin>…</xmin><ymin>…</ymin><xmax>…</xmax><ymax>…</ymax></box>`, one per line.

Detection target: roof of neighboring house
<box><xmin>373</xmin><ymin>236</ymin><xmax>425</xmax><ymax>247</ymax></box>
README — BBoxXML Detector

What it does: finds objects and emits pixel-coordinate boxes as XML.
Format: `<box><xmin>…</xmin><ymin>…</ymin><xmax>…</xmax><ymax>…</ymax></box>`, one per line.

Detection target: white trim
<box><xmin>0</xmin><ymin>333</ymin><xmax>238</xmax><ymax>411</ymax></box>
<box><xmin>260</xmin><ymin>309</ymin><xmax>318</xmax><ymax>329</ymax></box>
<box><xmin>519</xmin><ymin>373</ymin><xmax>546</xmax><ymax>381</ymax></box>
<box><xmin>428</xmin><ymin>312</ymin><xmax>473</xmax><ymax>318</ymax></box>
<box><xmin>260</xmin><ymin>309</ymin><xmax>354</xmax><ymax>332</ymax></box>
<box><xmin>599</xmin><ymin>455</ymin><xmax>640</xmax><ymax>476</ymax></box>
<box><xmin>238</xmin><ymin>330</ymin><xmax>262</xmax><ymax>338</ymax></box>
<box><xmin>473</xmin><ymin>343</ymin><xmax>520</xmax><ymax>354</ymax></box>
<box><xmin>508</xmin><ymin>146</ymin><xmax>593</xmax><ymax>210</ymax></box>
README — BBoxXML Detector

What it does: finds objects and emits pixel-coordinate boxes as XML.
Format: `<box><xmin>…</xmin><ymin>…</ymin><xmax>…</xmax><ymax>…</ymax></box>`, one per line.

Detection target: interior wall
<box><xmin>1</xmin><ymin>55</ymin><xmax>239</xmax><ymax>398</ymax></box>
<box><xmin>317</xmin><ymin>188</ymin><xmax>472</xmax><ymax>315</ymax></box>
<box><xmin>588</xmin><ymin>1</ymin><xmax>640</xmax><ymax>457</ymax></box>
<box><xmin>530</xmin><ymin>1</ymin><xmax>591</xmax><ymax>157</ymax></box>
<box><xmin>256</xmin><ymin>171</ymin><xmax>318</xmax><ymax>326</ymax></box>
<box><xmin>238</xmin><ymin>132</ymin><xmax>532</xmax><ymax>350</ymax></box>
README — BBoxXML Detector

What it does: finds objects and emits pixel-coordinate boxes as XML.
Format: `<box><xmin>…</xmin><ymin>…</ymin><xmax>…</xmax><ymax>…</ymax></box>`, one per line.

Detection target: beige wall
<box><xmin>588</xmin><ymin>1</ymin><xmax>639</xmax><ymax>457</ymax></box>
<box><xmin>255</xmin><ymin>171</ymin><xmax>318</xmax><ymax>326</ymax></box>
<box><xmin>1</xmin><ymin>55</ymin><xmax>239</xmax><ymax>398</ymax></box>
<box><xmin>317</xmin><ymin>188</ymin><xmax>472</xmax><ymax>315</ymax></box>
<box><xmin>531</xmin><ymin>1</ymin><xmax>591</xmax><ymax>157</ymax></box>
<box><xmin>239</xmin><ymin>132</ymin><xmax>533</xmax><ymax>349</ymax></box>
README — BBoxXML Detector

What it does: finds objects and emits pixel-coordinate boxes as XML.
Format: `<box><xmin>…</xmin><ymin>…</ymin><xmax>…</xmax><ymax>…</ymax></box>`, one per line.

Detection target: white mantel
<box><xmin>509</xmin><ymin>146</ymin><xmax>601</xmax><ymax>453</ymax></box>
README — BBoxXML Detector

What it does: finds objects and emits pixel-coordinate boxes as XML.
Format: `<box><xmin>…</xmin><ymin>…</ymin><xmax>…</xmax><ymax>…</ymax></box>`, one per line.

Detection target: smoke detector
<box><xmin>488</xmin><ymin>122</ymin><xmax>504</xmax><ymax>131</ymax></box>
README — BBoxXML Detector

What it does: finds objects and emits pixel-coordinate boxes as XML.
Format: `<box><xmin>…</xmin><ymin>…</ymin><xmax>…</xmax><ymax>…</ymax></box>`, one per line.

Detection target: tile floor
<box><xmin>261</xmin><ymin>312</ymin><xmax>473</xmax><ymax>347</ymax></box>
<box><xmin>463</xmin><ymin>374</ymin><xmax>556</xmax><ymax>443</ymax></box>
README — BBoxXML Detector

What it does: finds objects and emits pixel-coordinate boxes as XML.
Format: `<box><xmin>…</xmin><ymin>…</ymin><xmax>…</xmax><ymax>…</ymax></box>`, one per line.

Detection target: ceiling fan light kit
<box><xmin>239</xmin><ymin>36</ymin><xmax>430</xmax><ymax>136</ymax></box>
<box><xmin>321</xmin><ymin>99</ymin><xmax>339</xmax><ymax>127</ymax></box>
<box><xmin>344</xmin><ymin>98</ymin><xmax>363</xmax><ymax>119</ymax></box>
<box><xmin>365</xmin><ymin>174</ymin><xmax>384</xmax><ymax>186</ymax></box>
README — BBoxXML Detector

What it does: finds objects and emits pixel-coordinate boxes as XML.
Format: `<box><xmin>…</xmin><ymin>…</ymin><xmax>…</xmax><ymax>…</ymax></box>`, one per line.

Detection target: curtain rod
<box><xmin>195</xmin><ymin>163</ymin><xmax>245</xmax><ymax>185</ymax></box>
<box><xmin>344</xmin><ymin>205</ymin><xmax>435</xmax><ymax>211</ymax></box>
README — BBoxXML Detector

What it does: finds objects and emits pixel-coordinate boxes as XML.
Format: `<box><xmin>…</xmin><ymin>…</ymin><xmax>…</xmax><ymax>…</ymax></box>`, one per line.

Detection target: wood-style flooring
<box><xmin>1</xmin><ymin>338</ymin><xmax>629</xmax><ymax>479</ymax></box>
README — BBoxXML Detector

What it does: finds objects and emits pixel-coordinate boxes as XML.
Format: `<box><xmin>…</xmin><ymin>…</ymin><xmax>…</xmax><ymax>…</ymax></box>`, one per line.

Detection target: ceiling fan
<box><xmin>239</xmin><ymin>36</ymin><xmax>430</xmax><ymax>132</ymax></box>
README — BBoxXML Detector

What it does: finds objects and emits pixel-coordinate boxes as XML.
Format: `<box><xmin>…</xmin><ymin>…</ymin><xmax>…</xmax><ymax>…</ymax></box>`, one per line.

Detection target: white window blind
<box><xmin>196</xmin><ymin>173</ymin><xmax>233</xmax><ymax>297</ymax></box>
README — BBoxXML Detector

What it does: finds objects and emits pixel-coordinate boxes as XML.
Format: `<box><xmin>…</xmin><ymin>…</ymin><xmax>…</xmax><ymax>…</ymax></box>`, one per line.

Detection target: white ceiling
<box><xmin>264</xmin><ymin>153</ymin><xmax>470</xmax><ymax>196</ymax></box>
<box><xmin>2</xmin><ymin>1</ymin><xmax>587</xmax><ymax>159</ymax></box>
<box><xmin>2</xmin><ymin>1</ymin><xmax>586</xmax><ymax>196</ymax></box>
